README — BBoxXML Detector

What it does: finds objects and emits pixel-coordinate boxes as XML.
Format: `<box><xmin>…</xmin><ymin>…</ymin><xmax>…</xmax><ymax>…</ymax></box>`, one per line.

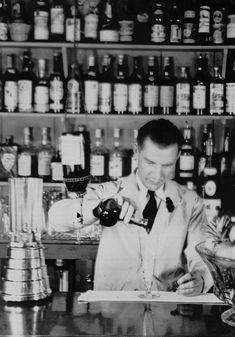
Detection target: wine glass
<box><xmin>60</xmin><ymin>131</ymin><xmax>90</xmax><ymax>243</ymax></box>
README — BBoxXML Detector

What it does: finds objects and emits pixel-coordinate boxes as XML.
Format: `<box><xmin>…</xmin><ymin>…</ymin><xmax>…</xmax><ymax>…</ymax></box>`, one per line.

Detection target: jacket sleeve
<box><xmin>184</xmin><ymin>192</ymin><xmax>214</xmax><ymax>293</ymax></box>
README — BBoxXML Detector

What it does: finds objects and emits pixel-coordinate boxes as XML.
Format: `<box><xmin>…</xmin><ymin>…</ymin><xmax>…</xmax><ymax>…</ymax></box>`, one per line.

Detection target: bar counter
<box><xmin>0</xmin><ymin>291</ymin><xmax>234</xmax><ymax>336</ymax></box>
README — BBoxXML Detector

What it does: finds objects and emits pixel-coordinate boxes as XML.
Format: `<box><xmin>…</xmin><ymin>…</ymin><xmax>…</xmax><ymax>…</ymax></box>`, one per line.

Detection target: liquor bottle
<box><xmin>225</xmin><ymin>57</ymin><xmax>235</xmax><ymax>115</ymax></box>
<box><xmin>11</xmin><ymin>0</ymin><xmax>28</xmax><ymax>24</ymax></box>
<box><xmin>159</xmin><ymin>56</ymin><xmax>175</xmax><ymax>115</ymax></box>
<box><xmin>176</xmin><ymin>66</ymin><xmax>191</xmax><ymax>115</ymax></box>
<box><xmin>182</xmin><ymin>1</ymin><xmax>196</xmax><ymax>44</ymax></box>
<box><xmin>113</xmin><ymin>54</ymin><xmax>128</xmax><ymax>114</ymax></box>
<box><xmin>205</xmin><ymin>125</ymin><xmax>215</xmax><ymax>168</ymax></box>
<box><xmin>192</xmin><ymin>54</ymin><xmax>209</xmax><ymax>116</ymax></box>
<box><xmin>37</xmin><ymin>127</ymin><xmax>55</xmax><ymax>181</ymax></box>
<box><xmin>169</xmin><ymin>1</ymin><xmax>182</xmax><ymax>44</ymax></box>
<box><xmin>212</xmin><ymin>0</ymin><xmax>226</xmax><ymax>44</ymax></box>
<box><xmin>50</xmin><ymin>0</ymin><xmax>65</xmax><ymax>41</ymax></box>
<box><xmin>65</xmin><ymin>63</ymin><xmax>81</xmax><ymax>114</ymax></box>
<box><xmin>109</xmin><ymin>128</ymin><xmax>126</xmax><ymax>180</ymax></box>
<box><xmin>0</xmin><ymin>135</ymin><xmax>18</xmax><ymax>180</ymax></box>
<box><xmin>18</xmin><ymin>51</ymin><xmax>36</xmax><ymax>113</ymax></box>
<box><xmin>220</xmin><ymin>127</ymin><xmax>231</xmax><ymax>177</ymax></box>
<box><xmin>143</xmin><ymin>56</ymin><xmax>159</xmax><ymax>115</ymax></box>
<box><xmin>99</xmin><ymin>0</ymin><xmax>119</xmax><ymax>42</ymax></box>
<box><xmin>83</xmin><ymin>2</ymin><xmax>99</xmax><ymax>41</ymax></box>
<box><xmin>198</xmin><ymin>123</ymin><xmax>208</xmax><ymax>179</ymax></box>
<box><xmin>98</xmin><ymin>54</ymin><xmax>113</xmax><ymax>114</ymax></box>
<box><xmin>33</xmin><ymin>0</ymin><xmax>50</xmax><ymax>41</ymax></box>
<box><xmin>49</xmin><ymin>52</ymin><xmax>64</xmax><ymax>113</ymax></box>
<box><xmin>0</xmin><ymin>0</ymin><xmax>11</xmax><ymax>41</ymax></box>
<box><xmin>65</xmin><ymin>4</ymin><xmax>81</xmax><ymax>42</ymax></box>
<box><xmin>90</xmin><ymin>128</ymin><xmax>109</xmax><ymax>183</ymax></box>
<box><xmin>131</xmin><ymin>129</ymin><xmax>138</xmax><ymax>172</ymax></box>
<box><xmin>209</xmin><ymin>66</ymin><xmax>224</xmax><ymax>115</ymax></box>
<box><xmin>134</xmin><ymin>2</ymin><xmax>150</xmax><ymax>44</ymax></box>
<box><xmin>3</xmin><ymin>54</ymin><xmax>18</xmax><ymax>112</ymax></box>
<box><xmin>34</xmin><ymin>58</ymin><xmax>49</xmax><ymax>113</ymax></box>
<box><xmin>150</xmin><ymin>1</ymin><xmax>167</xmax><ymax>44</ymax></box>
<box><xmin>197</xmin><ymin>0</ymin><xmax>212</xmax><ymax>44</ymax></box>
<box><xmin>84</xmin><ymin>54</ymin><xmax>99</xmax><ymax>114</ymax></box>
<box><xmin>128</xmin><ymin>56</ymin><xmax>143</xmax><ymax>115</ymax></box>
<box><xmin>18</xmin><ymin>127</ymin><xmax>37</xmax><ymax>177</ymax></box>
<box><xmin>118</xmin><ymin>0</ymin><xmax>134</xmax><ymax>42</ymax></box>
<box><xmin>51</xmin><ymin>150</ymin><xmax>63</xmax><ymax>182</ymax></box>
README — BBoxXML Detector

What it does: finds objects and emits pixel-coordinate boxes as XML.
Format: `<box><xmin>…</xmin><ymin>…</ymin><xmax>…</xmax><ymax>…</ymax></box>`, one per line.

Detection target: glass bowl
<box><xmin>196</xmin><ymin>242</ymin><xmax>235</xmax><ymax>327</ymax></box>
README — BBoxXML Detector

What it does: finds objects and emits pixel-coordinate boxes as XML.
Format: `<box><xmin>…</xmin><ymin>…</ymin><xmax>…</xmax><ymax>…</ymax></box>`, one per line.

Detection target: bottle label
<box><xmin>51</xmin><ymin>8</ymin><xmax>65</xmax><ymax>34</ymax></box>
<box><xmin>0</xmin><ymin>22</ymin><xmax>8</xmax><ymax>41</ymax></box>
<box><xmin>183</xmin><ymin>22</ymin><xmax>196</xmax><ymax>43</ymax></box>
<box><xmin>50</xmin><ymin>79</ymin><xmax>64</xmax><ymax>112</ymax></box>
<box><xmin>66</xmin><ymin>79</ymin><xmax>80</xmax><ymax>114</ymax></box>
<box><xmin>66</xmin><ymin>18</ymin><xmax>81</xmax><ymax>41</ymax></box>
<box><xmin>4</xmin><ymin>81</ymin><xmax>18</xmax><ymax>111</ymax></box>
<box><xmin>198</xmin><ymin>8</ymin><xmax>210</xmax><ymax>34</ymax></box>
<box><xmin>204</xmin><ymin>179</ymin><xmax>217</xmax><ymax>197</ymax></box>
<box><xmin>84</xmin><ymin>80</ymin><xmax>99</xmax><ymax>113</ymax></box>
<box><xmin>198</xmin><ymin>156</ymin><xmax>206</xmax><ymax>176</ymax></box>
<box><xmin>179</xmin><ymin>155</ymin><xmax>194</xmax><ymax>177</ymax></box>
<box><xmin>51</xmin><ymin>162</ymin><xmax>63</xmax><ymax>181</ymax></box>
<box><xmin>0</xmin><ymin>152</ymin><xmax>16</xmax><ymax>172</ymax></box>
<box><xmin>35</xmin><ymin>86</ymin><xmax>49</xmax><ymax>113</ymax></box>
<box><xmin>226</xmin><ymin>83</ymin><xmax>235</xmax><ymax>113</ymax></box>
<box><xmin>99</xmin><ymin>30</ymin><xmax>119</xmax><ymax>42</ymax></box>
<box><xmin>113</xmin><ymin>83</ymin><xmax>128</xmax><ymax>112</ymax></box>
<box><xmin>170</xmin><ymin>24</ymin><xmax>182</xmax><ymax>43</ymax></box>
<box><xmin>213</xmin><ymin>23</ymin><xmax>225</xmax><ymax>44</ymax></box>
<box><xmin>18</xmin><ymin>80</ymin><xmax>33</xmax><ymax>112</ymax></box>
<box><xmin>91</xmin><ymin>154</ymin><xmax>105</xmax><ymax>176</ymax></box>
<box><xmin>109</xmin><ymin>157</ymin><xmax>122</xmax><ymax>178</ymax></box>
<box><xmin>99</xmin><ymin>82</ymin><xmax>112</xmax><ymax>114</ymax></box>
<box><xmin>34</xmin><ymin>11</ymin><xmax>49</xmax><ymax>40</ymax></box>
<box><xmin>160</xmin><ymin>86</ymin><xmax>174</xmax><ymax>108</ymax></box>
<box><xmin>144</xmin><ymin>85</ymin><xmax>159</xmax><ymax>108</ymax></box>
<box><xmin>84</xmin><ymin>13</ymin><xmax>98</xmax><ymax>39</ymax></box>
<box><xmin>209</xmin><ymin>83</ymin><xmax>224</xmax><ymax>114</ymax></box>
<box><xmin>151</xmin><ymin>24</ymin><xmax>166</xmax><ymax>43</ymax></box>
<box><xmin>18</xmin><ymin>153</ymin><xmax>31</xmax><ymax>176</ymax></box>
<box><xmin>128</xmin><ymin>84</ymin><xmax>142</xmax><ymax>114</ymax></box>
<box><xmin>227</xmin><ymin>23</ymin><xmax>235</xmax><ymax>39</ymax></box>
<box><xmin>38</xmin><ymin>151</ymin><xmax>51</xmax><ymax>176</ymax></box>
<box><xmin>193</xmin><ymin>85</ymin><xmax>206</xmax><ymax>109</ymax></box>
<box><xmin>176</xmin><ymin>83</ymin><xmax>190</xmax><ymax>114</ymax></box>
<box><xmin>119</xmin><ymin>20</ymin><xmax>134</xmax><ymax>42</ymax></box>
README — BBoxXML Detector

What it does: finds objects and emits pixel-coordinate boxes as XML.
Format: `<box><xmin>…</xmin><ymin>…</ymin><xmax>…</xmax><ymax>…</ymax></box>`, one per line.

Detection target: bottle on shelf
<box><xmin>34</xmin><ymin>58</ymin><xmax>49</xmax><ymax>113</ymax></box>
<box><xmin>65</xmin><ymin>3</ymin><xmax>81</xmax><ymax>42</ymax></box>
<box><xmin>90</xmin><ymin>128</ymin><xmax>109</xmax><ymax>183</ymax></box>
<box><xmin>0</xmin><ymin>0</ymin><xmax>11</xmax><ymax>41</ymax></box>
<box><xmin>176</xmin><ymin>66</ymin><xmax>191</xmax><ymax>115</ymax></box>
<box><xmin>128</xmin><ymin>56</ymin><xmax>143</xmax><ymax>115</ymax></box>
<box><xmin>117</xmin><ymin>0</ymin><xmax>134</xmax><ymax>42</ymax></box>
<box><xmin>18</xmin><ymin>127</ymin><xmax>37</xmax><ymax>178</ymax></box>
<box><xmin>134</xmin><ymin>1</ymin><xmax>150</xmax><ymax>44</ymax></box>
<box><xmin>197</xmin><ymin>123</ymin><xmax>208</xmax><ymax>180</ymax></box>
<box><xmin>51</xmin><ymin>150</ymin><xmax>63</xmax><ymax>182</ymax></box>
<box><xmin>209</xmin><ymin>66</ymin><xmax>224</xmax><ymax>115</ymax></box>
<box><xmin>11</xmin><ymin>0</ymin><xmax>28</xmax><ymax>24</ymax></box>
<box><xmin>220</xmin><ymin>127</ymin><xmax>231</xmax><ymax>178</ymax></box>
<box><xmin>83</xmin><ymin>1</ymin><xmax>99</xmax><ymax>41</ymax></box>
<box><xmin>130</xmin><ymin>129</ymin><xmax>138</xmax><ymax>173</ymax></box>
<box><xmin>150</xmin><ymin>1</ymin><xmax>167</xmax><ymax>44</ymax></box>
<box><xmin>49</xmin><ymin>52</ymin><xmax>65</xmax><ymax>113</ymax></box>
<box><xmin>225</xmin><ymin>56</ymin><xmax>235</xmax><ymax>115</ymax></box>
<box><xmin>226</xmin><ymin>13</ymin><xmax>235</xmax><ymax>44</ymax></box>
<box><xmin>3</xmin><ymin>54</ymin><xmax>18</xmax><ymax>113</ymax></box>
<box><xmin>33</xmin><ymin>0</ymin><xmax>50</xmax><ymax>41</ymax></box>
<box><xmin>182</xmin><ymin>0</ymin><xmax>197</xmax><ymax>44</ymax></box>
<box><xmin>18</xmin><ymin>51</ymin><xmax>36</xmax><ymax>113</ymax></box>
<box><xmin>50</xmin><ymin>0</ymin><xmax>66</xmax><ymax>41</ymax></box>
<box><xmin>98</xmin><ymin>54</ymin><xmax>113</xmax><ymax>114</ymax></box>
<box><xmin>143</xmin><ymin>56</ymin><xmax>159</xmax><ymax>115</ymax></box>
<box><xmin>205</xmin><ymin>124</ymin><xmax>216</xmax><ymax>168</ymax></box>
<box><xmin>211</xmin><ymin>0</ymin><xmax>226</xmax><ymax>44</ymax></box>
<box><xmin>65</xmin><ymin>63</ymin><xmax>81</xmax><ymax>114</ymax></box>
<box><xmin>197</xmin><ymin>0</ymin><xmax>212</xmax><ymax>44</ymax></box>
<box><xmin>169</xmin><ymin>1</ymin><xmax>182</xmax><ymax>44</ymax></box>
<box><xmin>113</xmin><ymin>54</ymin><xmax>128</xmax><ymax>114</ymax></box>
<box><xmin>84</xmin><ymin>53</ymin><xmax>99</xmax><ymax>114</ymax></box>
<box><xmin>109</xmin><ymin>128</ymin><xmax>126</xmax><ymax>180</ymax></box>
<box><xmin>99</xmin><ymin>0</ymin><xmax>119</xmax><ymax>42</ymax></box>
<box><xmin>159</xmin><ymin>56</ymin><xmax>175</xmax><ymax>115</ymax></box>
<box><xmin>37</xmin><ymin>127</ymin><xmax>55</xmax><ymax>182</ymax></box>
<box><xmin>0</xmin><ymin>135</ymin><xmax>18</xmax><ymax>181</ymax></box>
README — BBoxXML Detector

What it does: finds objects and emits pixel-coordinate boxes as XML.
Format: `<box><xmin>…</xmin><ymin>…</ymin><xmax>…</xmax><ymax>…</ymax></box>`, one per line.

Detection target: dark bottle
<box><xmin>33</xmin><ymin>0</ymin><xmax>50</xmax><ymax>41</ymax></box>
<box><xmin>84</xmin><ymin>54</ymin><xmax>99</xmax><ymax>114</ymax></box>
<box><xmin>128</xmin><ymin>56</ymin><xmax>143</xmax><ymax>115</ymax></box>
<box><xmin>212</xmin><ymin>0</ymin><xmax>226</xmax><ymax>44</ymax></box>
<box><xmin>209</xmin><ymin>66</ymin><xmax>224</xmax><ymax>115</ymax></box>
<box><xmin>3</xmin><ymin>54</ymin><xmax>18</xmax><ymax>112</ymax></box>
<box><xmin>176</xmin><ymin>66</ymin><xmax>191</xmax><ymax>115</ymax></box>
<box><xmin>49</xmin><ymin>52</ymin><xmax>64</xmax><ymax>113</ymax></box>
<box><xmin>198</xmin><ymin>123</ymin><xmax>208</xmax><ymax>179</ymax></box>
<box><xmin>169</xmin><ymin>1</ymin><xmax>182</xmax><ymax>44</ymax></box>
<box><xmin>220</xmin><ymin>127</ymin><xmax>231</xmax><ymax>177</ymax></box>
<box><xmin>18</xmin><ymin>127</ymin><xmax>37</xmax><ymax>177</ymax></box>
<box><xmin>0</xmin><ymin>0</ymin><xmax>11</xmax><ymax>41</ymax></box>
<box><xmin>182</xmin><ymin>1</ymin><xmax>197</xmax><ymax>44</ymax></box>
<box><xmin>98</xmin><ymin>54</ymin><xmax>113</xmax><ymax>114</ymax></box>
<box><xmin>197</xmin><ymin>0</ymin><xmax>212</xmax><ymax>44</ymax></box>
<box><xmin>225</xmin><ymin>58</ymin><xmax>235</xmax><ymax>115</ymax></box>
<box><xmin>37</xmin><ymin>127</ymin><xmax>55</xmax><ymax>182</ymax></box>
<box><xmin>205</xmin><ymin>125</ymin><xmax>216</xmax><ymax>168</ymax></box>
<box><xmin>51</xmin><ymin>150</ymin><xmax>63</xmax><ymax>182</ymax></box>
<box><xmin>18</xmin><ymin>51</ymin><xmax>36</xmax><ymax>113</ymax></box>
<box><xmin>90</xmin><ymin>128</ymin><xmax>109</xmax><ymax>183</ymax></box>
<box><xmin>143</xmin><ymin>56</ymin><xmax>159</xmax><ymax>115</ymax></box>
<box><xmin>192</xmin><ymin>54</ymin><xmax>210</xmax><ymax>116</ymax></box>
<box><xmin>83</xmin><ymin>2</ymin><xmax>99</xmax><ymax>41</ymax></box>
<box><xmin>50</xmin><ymin>0</ymin><xmax>65</xmax><ymax>41</ymax></box>
<box><xmin>159</xmin><ymin>56</ymin><xmax>175</xmax><ymax>115</ymax></box>
<box><xmin>99</xmin><ymin>0</ymin><xmax>119</xmax><ymax>42</ymax></box>
<box><xmin>11</xmin><ymin>0</ymin><xmax>28</xmax><ymax>24</ymax></box>
<box><xmin>113</xmin><ymin>54</ymin><xmax>128</xmax><ymax>114</ymax></box>
<box><xmin>117</xmin><ymin>0</ymin><xmax>134</xmax><ymax>42</ymax></box>
<box><xmin>178</xmin><ymin>124</ymin><xmax>195</xmax><ymax>185</ymax></box>
<box><xmin>65</xmin><ymin>63</ymin><xmax>81</xmax><ymax>114</ymax></box>
<box><xmin>134</xmin><ymin>2</ymin><xmax>150</xmax><ymax>44</ymax></box>
<box><xmin>34</xmin><ymin>58</ymin><xmax>49</xmax><ymax>113</ymax></box>
<box><xmin>0</xmin><ymin>135</ymin><xmax>18</xmax><ymax>180</ymax></box>
<box><xmin>150</xmin><ymin>1</ymin><xmax>167</xmax><ymax>44</ymax></box>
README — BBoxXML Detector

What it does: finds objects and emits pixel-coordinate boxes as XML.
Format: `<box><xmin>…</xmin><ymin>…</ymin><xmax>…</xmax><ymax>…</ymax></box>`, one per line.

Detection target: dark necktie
<box><xmin>143</xmin><ymin>191</ymin><xmax>157</xmax><ymax>233</ymax></box>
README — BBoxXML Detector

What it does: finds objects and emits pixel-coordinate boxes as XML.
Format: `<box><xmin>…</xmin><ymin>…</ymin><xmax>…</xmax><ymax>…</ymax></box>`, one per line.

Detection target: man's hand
<box><xmin>176</xmin><ymin>272</ymin><xmax>204</xmax><ymax>296</ymax></box>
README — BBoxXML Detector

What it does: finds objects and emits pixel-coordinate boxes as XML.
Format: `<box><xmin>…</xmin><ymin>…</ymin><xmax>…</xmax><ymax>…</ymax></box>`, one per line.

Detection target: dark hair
<box><xmin>137</xmin><ymin>119</ymin><xmax>183</xmax><ymax>149</ymax></box>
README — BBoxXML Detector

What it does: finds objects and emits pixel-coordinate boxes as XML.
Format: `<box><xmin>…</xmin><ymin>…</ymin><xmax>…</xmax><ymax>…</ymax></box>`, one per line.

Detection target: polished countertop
<box><xmin>0</xmin><ymin>291</ymin><xmax>234</xmax><ymax>336</ymax></box>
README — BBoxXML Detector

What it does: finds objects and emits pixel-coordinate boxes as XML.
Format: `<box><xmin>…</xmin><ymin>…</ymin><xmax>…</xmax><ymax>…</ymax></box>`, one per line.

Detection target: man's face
<box><xmin>136</xmin><ymin>137</ymin><xmax>179</xmax><ymax>191</ymax></box>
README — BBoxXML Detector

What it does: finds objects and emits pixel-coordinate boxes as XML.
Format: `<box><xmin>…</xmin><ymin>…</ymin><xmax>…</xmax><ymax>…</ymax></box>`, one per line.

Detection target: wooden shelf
<box><xmin>0</xmin><ymin>181</ymin><xmax>64</xmax><ymax>188</ymax></box>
